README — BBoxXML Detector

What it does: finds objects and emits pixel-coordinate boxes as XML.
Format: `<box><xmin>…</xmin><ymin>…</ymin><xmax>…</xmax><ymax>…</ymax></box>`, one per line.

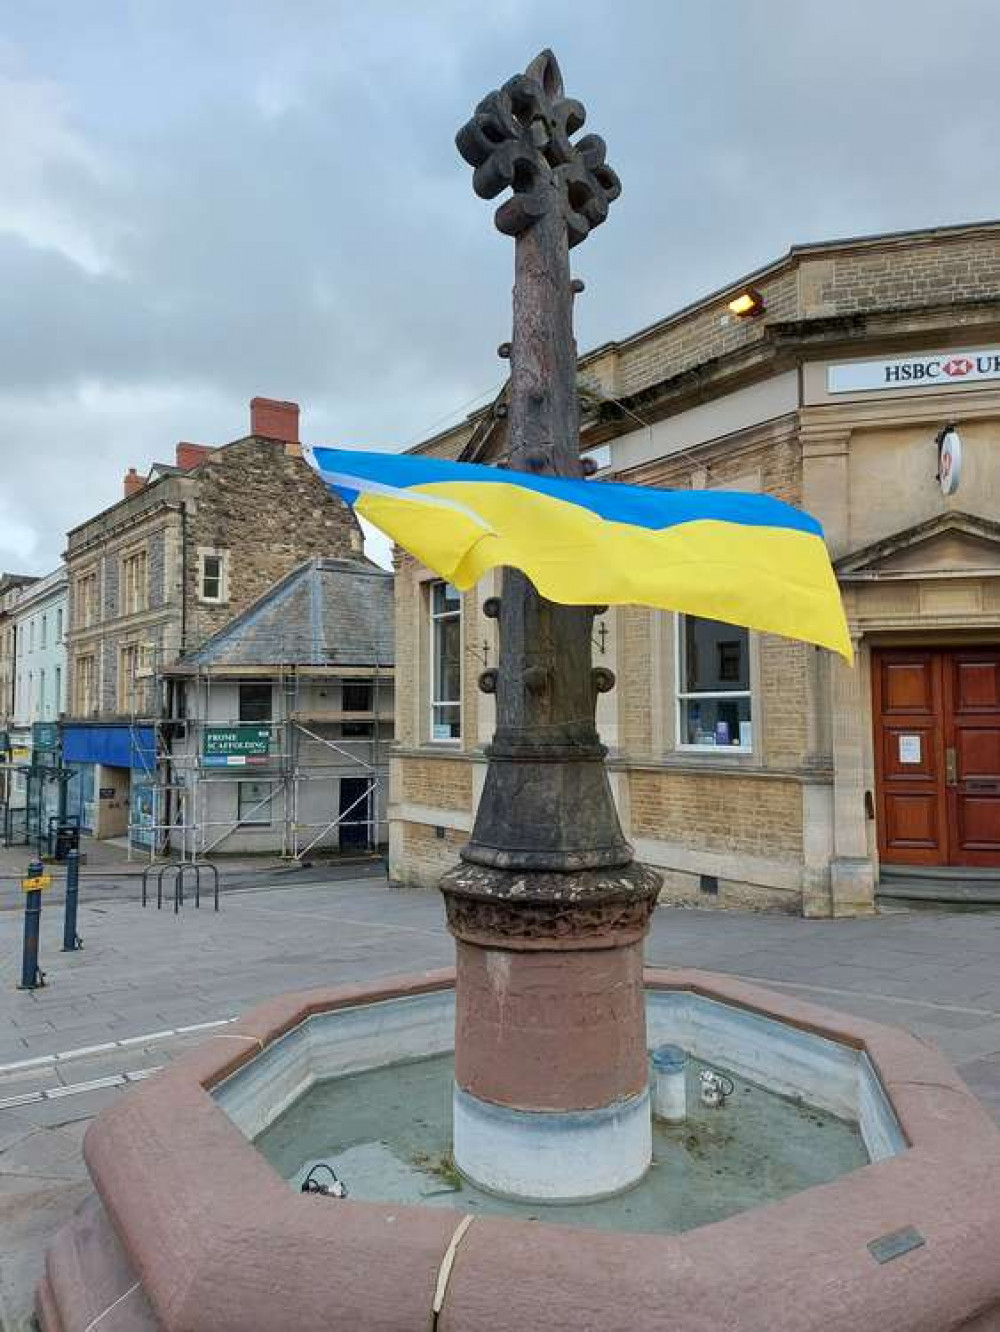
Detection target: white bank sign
<box><xmin>828</xmin><ymin>349</ymin><xmax>1000</xmax><ymax>394</ymax></box>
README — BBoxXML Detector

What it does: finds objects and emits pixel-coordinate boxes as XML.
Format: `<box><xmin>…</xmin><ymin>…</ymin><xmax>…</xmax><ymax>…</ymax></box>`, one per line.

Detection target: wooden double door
<box><xmin>873</xmin><ymin>648</ymin><xmax>1000</xmax><ymax>867</ymax></box>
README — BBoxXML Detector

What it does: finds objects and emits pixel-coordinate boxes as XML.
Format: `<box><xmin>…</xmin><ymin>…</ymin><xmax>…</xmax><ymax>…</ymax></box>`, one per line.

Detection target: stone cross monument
<box><xmin>442</xmin><ymin>49</ymin><xmax>661</xmax><ymax>1202</ymax></box>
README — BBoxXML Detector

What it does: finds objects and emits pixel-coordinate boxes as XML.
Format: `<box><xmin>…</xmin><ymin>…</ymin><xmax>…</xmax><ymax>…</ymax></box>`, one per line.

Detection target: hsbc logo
<box><xmin>943</xmin><ymin>357</ymin><xmax>974</xmax><ymax>377</ymax></box>
<box><xmin>828</xmin><ymin>348</ymin><xmax>1000</xmax><ymax>393</ymax></box>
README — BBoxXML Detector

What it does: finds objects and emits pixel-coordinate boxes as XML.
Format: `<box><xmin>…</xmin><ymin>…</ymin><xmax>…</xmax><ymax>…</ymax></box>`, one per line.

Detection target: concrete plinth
<box><xmin>453</xmin><ymin>1083</ymin><xmax>652</xmax><ymax>1202</ymax></box>
<box><xmin>440</xmin><ymin>859</ymin><xmax>661</xmax><ymax>1202</ymax></box>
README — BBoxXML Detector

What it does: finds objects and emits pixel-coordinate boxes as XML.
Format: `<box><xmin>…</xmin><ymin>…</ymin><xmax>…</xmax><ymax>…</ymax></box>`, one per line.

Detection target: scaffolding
<box><xmin>124</xmin><ymin>647</ymin><xmax>391</xmax><ymax>863</ymax></box>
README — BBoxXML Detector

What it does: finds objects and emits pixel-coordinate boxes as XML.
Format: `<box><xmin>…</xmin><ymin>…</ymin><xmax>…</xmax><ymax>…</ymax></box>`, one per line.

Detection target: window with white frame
<box><xmin>676</xmin><ymin>615</ymin><xmax>752</xmax><ymax>751</ymax></box>
<box><xmin>429</xmin><ymin>581</ymin><xmax>461</xmax><ymax>742</ymax></box>
<box><xmin>238</xmin><ymin>780</ymin><xmax>273</xmax><ymax>825</ymax></box>
<box><xmin>199</xmin><ymin>551</ymin><xmax>227</xmax><ymax>603</ymax></box>
<box><xmin>56</xmin><ymin>607</ymin><xmax>63</xmax><ymax>641</ymax></box>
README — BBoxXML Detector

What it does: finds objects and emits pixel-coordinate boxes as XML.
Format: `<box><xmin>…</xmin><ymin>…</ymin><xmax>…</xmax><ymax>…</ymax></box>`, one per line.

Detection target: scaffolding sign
<box><xmin>202</xmin><ymin>726</ymin><xmax>271</xmax><ymax>766</ymax></box>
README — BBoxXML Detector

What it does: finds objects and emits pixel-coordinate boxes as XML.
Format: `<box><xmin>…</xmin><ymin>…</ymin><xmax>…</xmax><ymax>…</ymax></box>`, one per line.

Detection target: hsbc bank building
<box><xmin>390</xmin><ymin>219</ymin><xmax>1000</xmax><ymax>915</ymax></box>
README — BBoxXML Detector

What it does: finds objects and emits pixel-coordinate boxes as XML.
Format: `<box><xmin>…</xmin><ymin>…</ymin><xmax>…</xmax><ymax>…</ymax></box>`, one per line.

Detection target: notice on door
<box><xmin>899</xmin><ymin>735</ymin><xmax>922</xmax><ymax>765</ymax></box>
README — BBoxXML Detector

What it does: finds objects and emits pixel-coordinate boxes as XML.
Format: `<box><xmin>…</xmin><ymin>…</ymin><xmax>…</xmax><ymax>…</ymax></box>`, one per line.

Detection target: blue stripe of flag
<box><xmin>310</xmin><ymin>447</ymin><xmax>823</xmax><ymax>538</ymax></box>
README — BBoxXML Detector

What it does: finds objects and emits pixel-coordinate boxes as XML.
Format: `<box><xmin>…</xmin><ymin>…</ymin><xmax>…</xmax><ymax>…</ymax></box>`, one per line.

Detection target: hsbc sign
<box><xmin>828</xmin><ymin>349</ymin><xmax>1000</xmax><ymax>394</ymax></box>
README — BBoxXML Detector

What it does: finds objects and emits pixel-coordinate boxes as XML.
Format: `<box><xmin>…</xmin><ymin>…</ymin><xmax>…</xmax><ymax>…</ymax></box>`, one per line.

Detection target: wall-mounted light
<box><xmin>727</xmin><ymin>287</ymin><xmax>765</xmax><ymax>319</ymax></box>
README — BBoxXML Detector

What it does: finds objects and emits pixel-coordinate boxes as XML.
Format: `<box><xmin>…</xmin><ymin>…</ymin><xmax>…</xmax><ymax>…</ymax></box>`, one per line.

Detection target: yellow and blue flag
<box><xmin>306</xmin><ymin>446</ymin><xmax>852</xmax><ymax>660</ymax></box>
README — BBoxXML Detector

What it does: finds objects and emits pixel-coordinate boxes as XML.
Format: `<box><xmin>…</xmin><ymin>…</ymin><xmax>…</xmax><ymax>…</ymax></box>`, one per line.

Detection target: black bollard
<box><xmin>19</xmin><ymin>859</ymin><xmax>48</xmax><ymax>990</ymax></box>
<box><xmin>62</xmin><ymin>849</ymin><xmax>82</xmax><ymax>951</ymax></box>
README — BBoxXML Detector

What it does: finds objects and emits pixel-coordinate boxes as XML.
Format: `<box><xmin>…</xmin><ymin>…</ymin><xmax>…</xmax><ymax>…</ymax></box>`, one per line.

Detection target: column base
<box><xmin>453</xmin><ymin>1083</ymin><xmax>651</xmax><ymax>1203</ymax></box>
<box><xmin>830</xmin><ymin>856</ymin><xmax>876</xmax><ymax>916</ymax></box>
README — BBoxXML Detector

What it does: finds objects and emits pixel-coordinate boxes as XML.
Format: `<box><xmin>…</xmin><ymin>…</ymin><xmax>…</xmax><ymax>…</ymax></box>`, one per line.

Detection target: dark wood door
<box><xmin>944</xmin><ymin>650</ymin><xmax>1000</xmax><ymax>866</ymax></box>
<box><xmin>873</xmin><ymin>651</ymin><xmax>948</xmax><ymax>865</ymax></box>
<box><xmin>874</xmin><ymin>648</ymin><xmax>1000</xmax><ymax>867</ymax></box>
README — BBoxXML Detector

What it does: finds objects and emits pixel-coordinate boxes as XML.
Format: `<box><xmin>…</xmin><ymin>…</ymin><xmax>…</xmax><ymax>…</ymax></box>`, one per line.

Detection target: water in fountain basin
<box><xmin>253</xmin><ymin>1054</ymin><xmax>867</xmax><ymax>1234</ymax></box>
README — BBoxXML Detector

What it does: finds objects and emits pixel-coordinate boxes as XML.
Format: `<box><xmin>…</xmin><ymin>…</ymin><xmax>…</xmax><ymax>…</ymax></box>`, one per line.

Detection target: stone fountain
<box><xmin>38</xmin><ymin>49</ymin><xmax>1000</xmax><ymax>1332</ymax></box>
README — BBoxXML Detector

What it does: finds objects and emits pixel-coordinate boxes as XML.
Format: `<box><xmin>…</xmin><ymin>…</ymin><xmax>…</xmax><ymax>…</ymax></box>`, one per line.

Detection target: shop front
<box><xmin>61</xmin><ymin>723</ymin><xmax>157</xmax><ymax>841</ymax></box>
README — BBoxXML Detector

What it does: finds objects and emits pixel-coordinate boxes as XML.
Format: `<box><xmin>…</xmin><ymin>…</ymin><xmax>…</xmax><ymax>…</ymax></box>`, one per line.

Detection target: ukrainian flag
<box><xmin>306</xmin><ymin>447</ymin><xmax>852</xmax><ymax>661</ymax></box>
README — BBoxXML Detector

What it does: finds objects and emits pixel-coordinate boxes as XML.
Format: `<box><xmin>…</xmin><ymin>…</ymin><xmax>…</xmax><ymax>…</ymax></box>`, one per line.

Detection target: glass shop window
<box><xmin>677</xmin><ymin>615</ymin><xmax>752</xmax><ymax>751</ymax></box>
<box><xmin>430</xmin><ymin>581</ymin><xmax>461</xmax><ymax>742</ymax></box>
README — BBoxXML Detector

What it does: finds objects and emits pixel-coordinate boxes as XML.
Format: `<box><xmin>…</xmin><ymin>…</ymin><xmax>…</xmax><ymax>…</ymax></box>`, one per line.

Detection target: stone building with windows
<box><xmin>62</xmin><ymin>397</ymin><xmax>363</xmax><ymax>838</ymax></box>
<box><xmin>390</xmin><ymin>218</ymin><xmax>1000</xmax><ymax>915</ymax></box>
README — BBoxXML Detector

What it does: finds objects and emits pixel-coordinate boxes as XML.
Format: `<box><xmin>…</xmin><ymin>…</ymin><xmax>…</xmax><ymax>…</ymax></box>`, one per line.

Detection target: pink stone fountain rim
<box><xmin>39</xmin><ymin>968</ymin><xmax>1000</xmax><ymax>1332</ymax></box>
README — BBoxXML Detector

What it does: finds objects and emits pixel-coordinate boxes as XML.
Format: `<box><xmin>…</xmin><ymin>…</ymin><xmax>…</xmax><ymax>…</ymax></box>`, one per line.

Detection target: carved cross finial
<box><xmin>456</xmin><ymin>49</ymin><xmax>621</xmax><ymax>248</ymax></box>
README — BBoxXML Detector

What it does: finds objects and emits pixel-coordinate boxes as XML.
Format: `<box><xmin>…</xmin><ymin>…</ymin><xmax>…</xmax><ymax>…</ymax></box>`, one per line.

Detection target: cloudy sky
<box><xmin>2</xmin><ymin>0</ymin><xmax>999</xmax><ymax>574</ymax></box>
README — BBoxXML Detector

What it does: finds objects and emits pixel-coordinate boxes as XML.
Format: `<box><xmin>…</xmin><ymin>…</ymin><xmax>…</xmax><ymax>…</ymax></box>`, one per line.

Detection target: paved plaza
<box><xmin>2</xmin><ymin>875</ymin><xmax>1000</xmax><ymax>1328</ymax></box>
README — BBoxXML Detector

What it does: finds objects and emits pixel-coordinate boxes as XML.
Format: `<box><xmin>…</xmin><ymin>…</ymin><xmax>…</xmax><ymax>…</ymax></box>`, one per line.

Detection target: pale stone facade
<box><xmin>390</xmin><ymin>219</ymin><xmax>1000</xmax><ymax>915</ymax></box>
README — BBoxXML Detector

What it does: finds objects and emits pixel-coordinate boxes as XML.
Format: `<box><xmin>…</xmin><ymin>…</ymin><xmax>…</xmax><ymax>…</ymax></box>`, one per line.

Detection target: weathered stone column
<box><xmin>442</xmin><ymin>51</ymin><xmax>660</xmax><ymax>1202</ymax></box>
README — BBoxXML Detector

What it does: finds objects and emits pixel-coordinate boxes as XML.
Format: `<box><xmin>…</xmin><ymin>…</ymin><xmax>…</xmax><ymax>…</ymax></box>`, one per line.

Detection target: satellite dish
<box><xmin>938</xmin><ymin>427</ymin><xmax>962</xmax><ymax>496</ymax></box>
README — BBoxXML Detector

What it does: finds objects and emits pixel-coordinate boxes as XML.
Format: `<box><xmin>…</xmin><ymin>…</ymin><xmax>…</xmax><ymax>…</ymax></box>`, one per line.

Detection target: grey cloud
<box><xmin>2</xmin><ymin>0</ymin><xmax>1000</xmax><ymax>574</ymax></box>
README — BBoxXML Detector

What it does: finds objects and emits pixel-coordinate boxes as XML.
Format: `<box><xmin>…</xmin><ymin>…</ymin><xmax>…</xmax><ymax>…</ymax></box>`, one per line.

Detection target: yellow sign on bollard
<box><xmin>21</xmin><ymin>874</ymin><xmax>52</xmax><ymax>892</ymax></box>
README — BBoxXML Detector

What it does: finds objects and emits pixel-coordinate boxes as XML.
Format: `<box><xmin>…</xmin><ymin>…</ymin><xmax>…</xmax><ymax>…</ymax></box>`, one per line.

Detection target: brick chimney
<box><xmin>123</xmin><ymin>467</ymin><xmax>145</xmax><ymax>498</ymax></box>
<box><xmin>175</xmin><ymin>442</ymin><xmax>215</xmax><ymax>470</ymax></box>
<box><xmin>250</xmin><ymin>397</ymin><xmax>301</xmax><ymax>455</ymax></box>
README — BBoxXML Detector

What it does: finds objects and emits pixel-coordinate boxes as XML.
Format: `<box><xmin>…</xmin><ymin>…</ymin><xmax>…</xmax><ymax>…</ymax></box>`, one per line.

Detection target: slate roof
<box><xmin>177</xmin><ymin>558</ymin><xmax>394</xmax><ymax>670</ymax></box>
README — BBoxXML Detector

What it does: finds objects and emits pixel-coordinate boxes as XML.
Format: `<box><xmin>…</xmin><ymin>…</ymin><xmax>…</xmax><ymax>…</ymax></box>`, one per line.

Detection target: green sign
<box><xmin>203</xmin><ymin>726</ymin><xmax>271</xmax><ymax>766</ymax></box>
<box><xmin>32</xmin><ymin>722</ymin><xmax>59</xmax><ymax>752</ymax></box>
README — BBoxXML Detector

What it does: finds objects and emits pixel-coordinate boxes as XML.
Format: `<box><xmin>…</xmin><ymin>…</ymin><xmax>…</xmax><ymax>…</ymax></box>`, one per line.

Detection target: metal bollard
<box><xmin>19</xmin><ymin>859</ymin><xmax>48</xmax><ymax>990</ymax></box>
<box><xmin>62</xmin><ymin>849</ymin><xmax>82</xmax><ymax>951</ymax></box>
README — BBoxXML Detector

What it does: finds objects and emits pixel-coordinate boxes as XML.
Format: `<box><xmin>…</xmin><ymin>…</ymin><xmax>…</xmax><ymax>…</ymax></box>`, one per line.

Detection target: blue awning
<box><xmin>61</xmin><ymin>725</ymin><xmax>157</xmax><ymax>772</ymax></box>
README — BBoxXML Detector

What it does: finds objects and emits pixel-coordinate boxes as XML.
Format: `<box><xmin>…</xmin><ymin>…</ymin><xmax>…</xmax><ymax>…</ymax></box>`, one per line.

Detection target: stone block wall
<box><xmin>628</xmin><ymin>769</ymin><xmax>803</xmax><ymax>860</ymax></box>
<box><xmin>184</xmin><ymin>436</ymin><xmax>362</xmax><ymax>649</ymax></box>
<box><xmin>614</xmin><ymin>269</ymin><xmax>798</xmax><ymax>400</ymax></box>
<box><xmin>101</xmin><ymin>636</ymin><xmax>117</xmax><ymax>714</ymax></box>
<box><xmin>798</xmin><ymin>231</ymin><xmax>1000</xmax><ymax>318</ymax></box>
<box><xmin>617</xmin><ymin>606</ymin><xmax>653</xmax><ymax>755</ymax></box>
<box><xmin>393</xmin><ymin>551</ymin><xmax>420</xmax><ymax>748</ymax></box>
<box><xmin>388</xmin><ymin>819</ymin><xmax>466</xmax><ymax>889</ymax></box>
<box><xmin>398</xmin><ymin>757</ymin><xmax>473</xmax><ymax>810</ymax></box>
<box><xmin>148</xmin><ymin>530</ymin><xmax>166</xmax><ymax>610</ymax></box>
<box><xmin>102</xmin><ymin>557</ymin><xmax>119</xmax><ymax>622</ymax></box>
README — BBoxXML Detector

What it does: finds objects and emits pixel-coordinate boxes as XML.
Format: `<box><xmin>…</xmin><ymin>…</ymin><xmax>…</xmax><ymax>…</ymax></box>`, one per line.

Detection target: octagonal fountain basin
<box><xmin>40</xmin><ymin>970</ymin><xmax>1000</xmax><ymax>1332</ymax></box>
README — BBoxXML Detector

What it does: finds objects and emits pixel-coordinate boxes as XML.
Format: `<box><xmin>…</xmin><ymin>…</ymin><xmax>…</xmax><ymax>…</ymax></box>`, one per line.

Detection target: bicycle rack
<box><xmin>141</xmin><ymin>862</ymin><xmax>220</xmax><ymax>913</ymax></box>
